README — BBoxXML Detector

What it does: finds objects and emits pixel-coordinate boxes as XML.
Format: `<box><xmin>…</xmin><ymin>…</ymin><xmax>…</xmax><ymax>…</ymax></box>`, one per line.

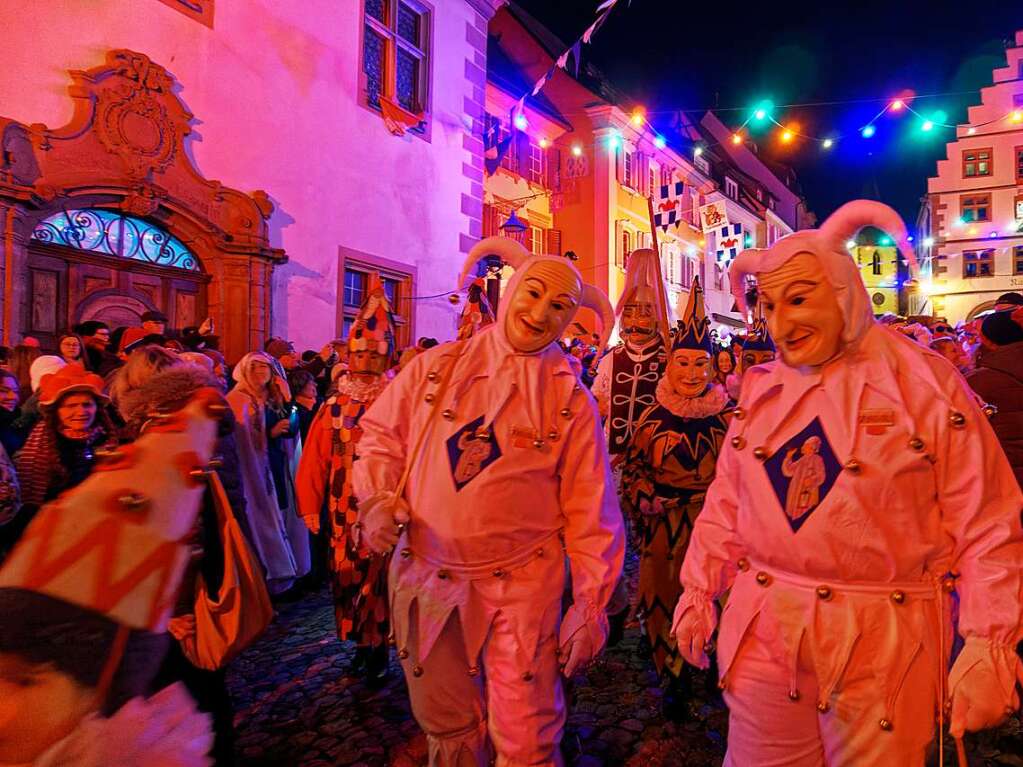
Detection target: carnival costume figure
<box><xmin>624</xmin><ymin>277</ymin><xmax>731</xmax><ymax>716</ymax></box>
<box><xmin>592</xmin><ymin>248</ymin><xmax>672</xmax><ymax>455</ymax></box>
<box><xmin>353</xmin><ymin>237</ymin><xmax>624</xmax><ymax>767</ymax></box>
<box><xmin>296</xmin><ymin>273</ymin><xmax>395</xmax><ymax>683</ymax></box>
<box><xmin>0</xmin><ymin>389</ymin><xmax>224</xmax><ymax>766</ymax></box>
<box><xmin>672</xmin><ymin>201</ymin><xmax>1023</xmax><ymax>766</ymax></box>
<box><xmin>726</xmin><ymin>306</ymin><xmax>776</xmax><ymax>401</ymax></box>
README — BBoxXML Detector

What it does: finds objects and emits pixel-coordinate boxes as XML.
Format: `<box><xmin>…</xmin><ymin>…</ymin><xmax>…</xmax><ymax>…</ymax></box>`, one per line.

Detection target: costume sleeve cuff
<box><xmin>948</xmin><ymin>636</ymin><xmax>1023</xmax><ymax>706</ymax></box>
<box><xmin>560</xmin><ymin>601</ymin><xmax>609</xmax><ymax>646</ymax></box>
<box><xmin>676</xmin><ymin>586</ymin><xmax>719</xmax><ymax>630</ymax></box>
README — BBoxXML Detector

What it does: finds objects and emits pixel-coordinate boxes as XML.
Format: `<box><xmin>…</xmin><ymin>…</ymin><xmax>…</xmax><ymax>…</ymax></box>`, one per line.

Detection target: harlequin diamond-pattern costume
<box><xmin>623</xmin><ymin>277</ymin><xmax>730</xmax><ymax>681</ymax></box>
<box><xmin>296</xmin><ymin>274</ymin><xmax>394</xmax><ymax>649</ymax></box>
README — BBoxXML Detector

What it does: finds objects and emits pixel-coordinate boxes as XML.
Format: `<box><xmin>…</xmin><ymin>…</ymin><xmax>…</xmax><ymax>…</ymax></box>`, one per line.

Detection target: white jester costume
<box><xmin>353</xmin><ymin>237</ymin><xmax>624</xmax><ymax>767</ymax></box>
<box><xmin>592</xmin><ymin>248</ymin><xmax>672</xmax><ymax>455</ymax></box>
<box><xmin>673</xmin><ymin>201</ymin><xmax>1023</xmax><ymax>766</ymax></box>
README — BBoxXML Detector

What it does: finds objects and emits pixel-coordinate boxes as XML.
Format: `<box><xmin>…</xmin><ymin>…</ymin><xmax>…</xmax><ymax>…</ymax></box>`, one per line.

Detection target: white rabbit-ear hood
<box><xmin>729</xmin><ymin>200</ymin><xmax>915</xmax><ymax>348</ymax></box>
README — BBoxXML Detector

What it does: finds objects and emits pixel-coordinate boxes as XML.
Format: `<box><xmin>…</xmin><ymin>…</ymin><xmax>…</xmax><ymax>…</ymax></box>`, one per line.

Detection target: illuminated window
<box><xmin>528</xmin><ymin>142</ymin><xmax>545</xmax><ymax>184</ymax></box>
<box><xmin>1015</xmin><ymin>147</ymin><xmax>1023</xmax><ymax>184</ymax></box>
<box><xmin>962</xmin><ymin>148</ymin><xmax>992</xmax><ymax>177</ymax></box>
<box><xmin>1014</xmin><ymin>246</ymin><xmax>1023</xmax><ymax>276</ymax></box>
<box><xmin>362</xmin><ymin>0</ymin><xmax>430</xmax><ymax>120</ymax></box>
<box><xmin>962</xmin><ymin>249</ymin><xmax>994</xmax><ymax>279</ymax></box>
<box><xmin>960</xmin><ymin>194</ymin><xmax>991</xmax><ymax>222</ymax></box>
<box><xmin>31</xmin><ymin>209</ymin><xmax>198</xmax><ymax>271</ymax></box>
<box><xmin>618</xmin><ymin>228</ymin><xmax>631</xmax><ymax>268</ymax></box>
<box><xmin>725</xmin><ymin>177</ymin><xmax>739</xmax><ymax>199</ymax></box>
<box><xmin>528</xmin><ymin>226</ymin><xmax>545</xmax><ymax>255</ymax></box>
<box><xmin>623</xmin><ymin>151</ymin><xmax>635</xmax><ymax>189</ymax></box>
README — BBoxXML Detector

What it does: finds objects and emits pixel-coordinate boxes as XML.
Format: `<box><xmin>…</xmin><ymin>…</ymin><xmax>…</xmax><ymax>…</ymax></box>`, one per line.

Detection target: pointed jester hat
<box><xmin>458</xmin><ymin>236</ymin><xmax>614</xmax><ymax>352</ymax></box>
<box><xmin>673</xmin><ymin>275</ymin><xmax>713</xmax><ymax>354</ymax></box>
<box><xmin>742</xmin><ymin>301</ymin><xmax>776</xmax><ymax>353</ymax></box>
<box><xmin>616</xmin><ymin>247</ymin><xmax>672</xmax><ymax>346</ymax></box>
<box><xmin>457</xmin><ymin>277</ymin><xmax>496</xmax><ymax>340</ymax></box>
<box><xmin>728</xmin><ymin>200</ymin><xmax>916</xmax><ymax>348</ymax></box>
<box><xmin>349</xmin><ymin>271</ymin><xmax>397</xmax><ymax>358</ymax></box>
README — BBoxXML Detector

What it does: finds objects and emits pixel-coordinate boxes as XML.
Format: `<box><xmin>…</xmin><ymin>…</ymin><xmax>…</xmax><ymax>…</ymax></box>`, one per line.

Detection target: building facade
<box><xmin>921</xmin><ymin>29</ymin><xmax>1023</xmax><ymax>324</ymax></box>
<box><xmin>484</xmin><ymin>5</ymin><xmax>807</xmax><ymax>341</ymax></box>
<box><xmin>0</xmin><ymin>0</ymin><xmax>501</xmax><ymax>359</ymax></box>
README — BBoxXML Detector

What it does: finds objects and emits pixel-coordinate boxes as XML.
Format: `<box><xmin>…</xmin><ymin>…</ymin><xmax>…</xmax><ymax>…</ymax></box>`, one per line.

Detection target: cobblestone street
<box><xmin>227</xmin><ymin>581</ymin><xmax>1022</xmax><ymax>767</ymax></box>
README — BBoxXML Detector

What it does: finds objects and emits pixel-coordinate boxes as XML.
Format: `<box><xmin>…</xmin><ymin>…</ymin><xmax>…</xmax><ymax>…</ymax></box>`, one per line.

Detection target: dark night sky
<box><xmin>515</xmin><ymin>0</ymin><xmax>1023</xmax><ymax>227</ymax></box>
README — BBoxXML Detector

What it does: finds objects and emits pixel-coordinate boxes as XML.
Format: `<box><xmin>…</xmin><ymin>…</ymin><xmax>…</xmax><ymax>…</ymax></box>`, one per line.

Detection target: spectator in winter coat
<box><xmin>967</xmin><ymin>308</ymin><xmax>1023</xmax><ymax>489</ymax></box>
<box><xmin>0</xmin><ymin>370</ymin><xmax>28</xmax><ymax>458</ymax></box>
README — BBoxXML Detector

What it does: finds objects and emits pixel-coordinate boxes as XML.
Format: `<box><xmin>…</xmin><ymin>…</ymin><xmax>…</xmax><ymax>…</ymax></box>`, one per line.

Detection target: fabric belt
<box><xmin>398</xmin><ymin>529</ymin><xmax>562</xmax><ymax>580</ymax></box>
<box><xmin>743</xmin><ymin>559</ymin><xmax>940</xmax><ymax>598</ymax></box>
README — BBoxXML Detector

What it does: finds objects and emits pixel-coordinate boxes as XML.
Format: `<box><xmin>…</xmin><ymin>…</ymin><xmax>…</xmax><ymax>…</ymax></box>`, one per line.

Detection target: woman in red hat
<box><xmin>11</xmin><ymin>364</ymin><xmax>115</xmax><ymax>532</ymax></box>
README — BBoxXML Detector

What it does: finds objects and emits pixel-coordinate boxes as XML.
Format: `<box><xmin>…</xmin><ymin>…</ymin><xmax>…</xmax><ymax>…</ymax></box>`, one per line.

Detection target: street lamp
<box><xmin>500</xmin><ymin>209</ymin><xmax>528</xmax><ymax>235</ymax></box>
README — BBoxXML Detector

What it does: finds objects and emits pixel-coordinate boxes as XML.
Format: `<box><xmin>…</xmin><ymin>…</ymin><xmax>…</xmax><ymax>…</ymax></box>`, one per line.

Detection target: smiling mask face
<box><xmin>504</xmin><ymin>261</ymin><xmax>581</xmax><ymax>353</ymax></box>
<box><xmin>757</xmin><ymin>252</ymin><xmax>845</xmax><ymax>368</ymax></box>
<box><xmin>667</xmin><ymin>348</ymin><xmax>713</xmax><ymax>398</ymax></box>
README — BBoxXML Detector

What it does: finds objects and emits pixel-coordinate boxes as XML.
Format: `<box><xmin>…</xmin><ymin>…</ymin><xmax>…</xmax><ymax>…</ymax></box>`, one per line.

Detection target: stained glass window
<box><xmin>31</xmin><ymin>209</ymin><xmax>198</xmax><ymax>271</ymax></box>
<box><xmin>363</xmin><ymin>25</ymin><xmax>385</xmax><ymax>110</ymax></box>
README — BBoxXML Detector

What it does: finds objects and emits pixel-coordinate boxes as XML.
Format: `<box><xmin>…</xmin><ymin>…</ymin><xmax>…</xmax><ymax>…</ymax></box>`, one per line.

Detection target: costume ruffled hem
<box><xmin>655</xmin><ymin>378</ymin><xmax>729</xmax><ymax>419</ymax></box>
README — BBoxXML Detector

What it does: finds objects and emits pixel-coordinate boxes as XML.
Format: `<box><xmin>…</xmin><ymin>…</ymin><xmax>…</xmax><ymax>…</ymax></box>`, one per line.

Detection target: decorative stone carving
<box><xmin>0</xmin><ymin>49</ymin><xmax>285</xmax><ymax>361</ymax></box>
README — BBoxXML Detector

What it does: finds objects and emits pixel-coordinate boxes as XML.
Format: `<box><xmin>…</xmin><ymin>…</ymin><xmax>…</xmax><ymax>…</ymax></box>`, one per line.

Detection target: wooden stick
<box><xmin>955</xmin><ymin>736</ymin><xmax>968</xmax><ymax>767</ymax></box>
<box><xmin>646</xmin><ymin>195</ymin><xmax>660</xmax><ymax>254</ymax></box>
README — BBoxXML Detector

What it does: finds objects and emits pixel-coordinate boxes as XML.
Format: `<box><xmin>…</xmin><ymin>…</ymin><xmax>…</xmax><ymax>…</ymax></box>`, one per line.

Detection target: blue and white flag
<box><xmin>715</xmin><ymin>223</ymin><xmax>744</xmax><ymax>266</ymax></box>
<box><xmin>654</xmin><ymin>181</ymin><xmax>684</xmax><ymax>232</ymax></box>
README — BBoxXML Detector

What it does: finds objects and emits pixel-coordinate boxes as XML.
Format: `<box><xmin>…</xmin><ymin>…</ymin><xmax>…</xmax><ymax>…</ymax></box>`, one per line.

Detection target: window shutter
<box><xmin>549</xmin><ymin>228</ymin><xmax>562</xmax><ymax>256</ymax></box>
<box><xmin>548</xmin><ymin>148</ymin><xmax>561</xmax><ymax>190</ymax></box>
<box><xmin>614</xmin><ymin>220</ymin><xmax>624</xmax><ymax>268</ymax></box>
<box><xmin>516</xmin><ymin>132</ymin><xmax>530</xmax><ymax>178</ymax></box>
<box><xmin>615</xmin><ymin>147</ymin><xmax>623</xmax><ymax>182</ymax></box>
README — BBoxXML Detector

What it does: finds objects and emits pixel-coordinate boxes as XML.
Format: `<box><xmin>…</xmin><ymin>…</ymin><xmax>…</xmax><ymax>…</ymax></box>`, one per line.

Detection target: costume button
<box><xmin>560</xmin><ymin>408</ymin><xmax>572</xmax><ymax>418</ymax></box>
<box><xmin>474</xmin><ymin>428</ymin><xmax>490</xmax><ymax>441</ymax></box>
<box><xmin>548</xmin><ymin>429</ymin><xmax>560</xmax><ymax>441</ymax></box>
<box><xmin>942</xmin><ymin>576</ymin><xmax>956</xmax><ymax>593</ymax></box>
<box><xmin>879</xmin><ymin>718</ymin><xmax>892</xmax><ymax>731</ymax></box>
<box><xmin>400</xmin><ymin>549</ymin><xmax>413</xmax><ymax>559</ymax></box>
<box><xmin>908</xmin><ymin>437</ymin><xmax>924</xmax><ymax>452</ymax></box>
<box><xmin>441</xmin><ymin>408</ymin><xmax>455</xmax><ymax>420</ymax></box>
<box><xmin>533</xmin><ymin>438</ymin><xmax>545</xmax><ymax>449</ymax></box>
<box><xmin>468</xmin><ymin>666</ymin><xmax>480</xmax><ymax>677</ymax></box>
<box><xmin>890</xmin><ymin>590</ymin><xmax>906</xmax><ymax>604</ymax></box>
<box><xmin>427</xmin><ymin>371</ymin><xmax>439</xmax><ymax>382</ymax></box>
<box><xmin>755</xmin><ymin>571</ymin><xmax>771</xmax><ymax>586</ymax></box>
<box><xmin>437</xmin><ymin>570</ymin><xmax>450</xmax><ymax>580</ymax></box>
<box><xmin>522</xmin><ymin>671</ymin><xmax>534</xmax><ymax>682</ymax></box>
<box><xmin>948</xmin><ymin>411</ymin><xmax>966</xmax><ymax>428</ymax></box>
<box><xmin>733</xmin><ymin>407</ymin><xmax>746</xmax><ymax>420</ymax></box>
<box><xmin>843</xmin><ymin>458</ymin><xmax>861</xmax><ymax>474</ymax></box>
<box><xmin>816</xmin><ymin>586</ymin><xmax>833</xmax><ymax>601</ymax></box>
<box><xmin>731</xmin><ymin>436</ymin><xmax>746</xmax><ymax>450</ymax></box>
<box><xmin>737</xmin><ymin>558</ymin><xmax>750</xmax><ymax>571</ymax></box>
<box><xmin>424</xmin><ymin>393</ymin><xmax>436</xmax><ymax>404</ymax></box>
<box><xmin>412</xmin><ymin>665</ymin><xmax>424</xmax><ymax>677</ymax></box>
<box><xmin>982</xmin><ymin>404</ymin><xmax>998</xmax><ymax>419</ymax></box>
<box><xmin>492</xmin><ymin>569</ymin><xmax>506</xmax><ymax>578</ymax></box>
<box><xmin>817</xmin><ymin>701</ymin><xmax>830</xmax><ymax>713</ymax></box>
<box><xmin>398</xmin><ymin>648</ymin><xmax>409</xmax><ymax>660</ymax></box>
<box><xmin>752</xmin><ymin>446</ymin><xmax>769</xmax><ymax>461</ymax></box>
<box><xmin>535</xmin><ymin>548</ymin><xmax>544</xmax><ymax>557</ymax></box>
<box><xmin>788</xmin><ymin>690</ymin><xmax>800</xmax><ymax>701</ymax></box>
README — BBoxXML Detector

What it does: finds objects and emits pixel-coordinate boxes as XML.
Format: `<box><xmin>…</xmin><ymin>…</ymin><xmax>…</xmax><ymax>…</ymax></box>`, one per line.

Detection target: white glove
<box><xmin>357</xmin><ymin>490</ymin><xmax>411</xmax><ymax>554</ymax></box>
<box><xmin>670</xmin><ymin>594</ymin><xmax>717</xmax><ymax>670</ymax></box>
<box><xmin>558</xmin><ymin>604</ymin><xmax>609</xmax><ymax>677</ymax></box>
<box><xmin>948</xmin><ymin>638</ymin><xmax>1023</xmax><ymax>738</ymax></box>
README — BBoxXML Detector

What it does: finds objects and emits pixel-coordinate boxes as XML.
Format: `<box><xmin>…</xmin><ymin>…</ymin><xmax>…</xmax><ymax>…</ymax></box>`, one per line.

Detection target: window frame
<box><xmin>960</xmin><ymin>193</ymin><xmax>992</xmax><ymax>223</ymax></box>
<box><xmin>1015</xmin><ymin>146</ymin><xmax>1023</xmax><ymax>185</ymax></box>
<box><xmin>360</xmin><ymin>0</ymin><xmax>432</xmax><ymax>128</ymax></box>
<box><xmin>337</xmin><ymin>246</ymin><xmax>416</xmax><ymax>349</ymax></box>
<box><xmin>527</xmin><ymin>141</ymin><xmax>545</xmax><ymax>185</ymax></box>
<box><xmin>962</xmin><ymin>147</ymin><xmax>993</xmax><ymax>178</ymax></box>
<box><xmin>962</xmin><ymin>249</ymin><xmax>995</xmax><ymax>280</ymax></box>
<box><xmin>623</xmin><ymin>150</ymin><xmax>635</xmax><ymax>190</ymax></box>
<box><xmin>724</xmin><ymin>177</ymin><xmax>739</xmax><ymax>200</ymax></box>
<box><xmin>1014</xmin><ymin>245</ymin><xmax>1023</xmax><ymax>276</ymax></box>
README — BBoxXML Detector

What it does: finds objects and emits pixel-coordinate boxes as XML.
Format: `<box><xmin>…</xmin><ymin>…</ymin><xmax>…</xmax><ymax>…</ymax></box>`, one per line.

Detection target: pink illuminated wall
<box><xmin>0</xmin><ymin>0</ymin><xmax>496</xmax><ymax>350</ymax></box>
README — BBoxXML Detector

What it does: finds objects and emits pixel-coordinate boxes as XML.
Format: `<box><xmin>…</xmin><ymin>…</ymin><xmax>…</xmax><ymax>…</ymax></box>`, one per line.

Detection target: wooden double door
<box><xmin>26</xmin><ymin>242</ymin><xmax>208</xmax><ymax>351</ymax></box>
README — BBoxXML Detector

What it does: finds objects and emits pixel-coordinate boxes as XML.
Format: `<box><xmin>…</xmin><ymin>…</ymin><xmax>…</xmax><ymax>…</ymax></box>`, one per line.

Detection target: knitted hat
<box><xmin>264</xmin><ymin>337</ymin><xmax>295</xmax><ymax>360</ymax></box>
<box><xmin>980</xmin><ymin>308</ymin><xmax>1023</xmax><ymax>347</ymax></box>
<box><xmin>38</xmin><ymin>362</ymin><xmax>107</xmax><ymax>406</ymax></box>
<box><xmin>673</xmin><ymin>276</ymin><xmax>713</xmax><ymax>354</ymax></box>
<box><xmin>348</xmin><ymin>272</ymin><xmax>396</xmax><ymax>357</ymax></box>
<box><xmin>29</xmin><ymin>355</ymin><xmax>67</xmax><ymax>392</ymax></box>
<box><xmin>457</xmin><ymin>277</ymin><xmax>495</xmax><ymax>340</ymax></box>
<box><xmin>0</xmin><ymin>388</ymin><xmax>222</xmax><ymax>631</ymax></box>
<box><xmin>118</xmin><ymin>327</ymin><xmax>153</xmax><ymax>355</ymax></box>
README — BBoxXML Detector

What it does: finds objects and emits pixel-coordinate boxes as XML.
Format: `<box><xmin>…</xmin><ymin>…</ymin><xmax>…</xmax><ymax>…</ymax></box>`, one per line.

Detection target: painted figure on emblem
<box><xmin>296</xmin><ymin>273</ymin><xmax>395</xmax><ymax>685</ymax></box>
<box><xmin>352</xmin><ymin>237</ymin><xmax>624</xmax><ymax>767</ymax></box>
<box><xmin>592</xmin><ymin>248</ymin><xmax>672</xmax><ymax>455</ymax></box>
<box><xmin>671</xmin><ymin>201</ymin><xmax>1023</xmax><ymax>766</ymax></box>
<box><xmin>622</xmin><ymin>276</ymin><xmax>730</xmax><ymax>719</ymax></box>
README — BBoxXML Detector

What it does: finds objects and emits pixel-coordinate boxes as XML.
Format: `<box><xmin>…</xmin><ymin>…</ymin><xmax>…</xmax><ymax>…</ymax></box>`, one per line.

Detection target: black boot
<box><xmin>350</xmin><ymin>645</ymin><xmax>370</xmax><ymax>675</ymax></box>
<box><xmin>662</xmin><ymin>670</ymin><xmax>692</xmax><ymax>721</ymax></box>
<box><xmin>607</xmin><ymin>607</ymin><xmax>628</xmax><ymax>648</ymax></box>
<box><xmin>365</xmin><ymin>644</ymin><xmax>391</xmax><ymax>689</ymax></box>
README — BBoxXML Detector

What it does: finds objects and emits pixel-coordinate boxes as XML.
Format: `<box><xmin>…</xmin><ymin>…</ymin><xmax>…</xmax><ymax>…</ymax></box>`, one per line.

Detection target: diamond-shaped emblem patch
<box><xmin>763</xmin><ymin>417</ymin><xmax>842</xmax><ymax>532</ymax></box>
<box><xmin>446</xmin><ymin>415</ymin><xmax>502</xmax><ymax>492</ymax></box>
